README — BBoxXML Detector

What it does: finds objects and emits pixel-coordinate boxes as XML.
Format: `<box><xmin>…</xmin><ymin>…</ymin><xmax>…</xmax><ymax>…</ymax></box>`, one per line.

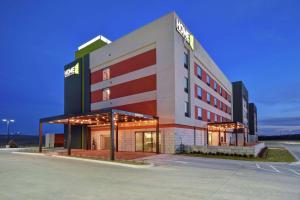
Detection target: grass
<box><xmin>180</xmin><ymin>147</ymin><xmax>297</xmax><ymax>163</ymax></box>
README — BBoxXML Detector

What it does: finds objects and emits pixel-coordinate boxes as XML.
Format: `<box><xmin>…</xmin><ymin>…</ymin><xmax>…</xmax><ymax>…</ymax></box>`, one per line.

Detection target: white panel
<box><xmin>91</xmin><ymin>90</ymin><xmax>156</xmax><ymax>111</ymax></box>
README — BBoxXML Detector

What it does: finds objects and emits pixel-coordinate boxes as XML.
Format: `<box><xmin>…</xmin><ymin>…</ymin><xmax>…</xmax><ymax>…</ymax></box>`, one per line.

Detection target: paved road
<box><xmin>0</xmin><ymin>148</ymin><xmax>300</xmax><ymax>200</ymax></box>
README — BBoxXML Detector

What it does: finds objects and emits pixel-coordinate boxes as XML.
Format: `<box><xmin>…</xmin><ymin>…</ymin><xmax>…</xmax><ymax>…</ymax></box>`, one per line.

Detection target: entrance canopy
<box><xmin>39</xmin><ymin>108</ymin><xmax>159</xmax><ymax>160</ymax></box>
<box><xmin>207</xmin><ymin>122</ymin><xmax>246</xmax><ymax>133</ymax></box>
<box><xmin>40</xmin><ymin>108</ymin><xmax>157</xmax><ymax>126</ymax></box>
<box><xmin>207</xmin><ymin>122</ymin><xmax>248</xmax><ymax>146</ymax></box>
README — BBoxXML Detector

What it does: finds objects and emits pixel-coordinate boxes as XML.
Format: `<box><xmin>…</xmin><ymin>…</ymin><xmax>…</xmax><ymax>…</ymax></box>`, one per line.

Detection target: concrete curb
<box><xmin>12</xmin><ymin>152</ymin><xmax>46</xmax><ymax>156</ymax></box>
<box><xmin>50</xmin><ymin>155</ymin><xmax>154</xmax><ymax>169</ymax></box>
<box><xmin>11</xmin><ymin>151</ymin><xmax>153</xmax><ymax>169</ymax></box>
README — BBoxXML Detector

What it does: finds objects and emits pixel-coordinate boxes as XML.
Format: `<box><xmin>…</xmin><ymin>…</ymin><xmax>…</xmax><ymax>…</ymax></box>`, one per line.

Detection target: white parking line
<box><xmin>270</xmin><ymin>165</ymin><xmax>280</xmax><ymax>173</ymax></box>
<box><xmin>289</xmin><ymin>169</ymin><xmax>300</xmax><ymax>176</ymax></box>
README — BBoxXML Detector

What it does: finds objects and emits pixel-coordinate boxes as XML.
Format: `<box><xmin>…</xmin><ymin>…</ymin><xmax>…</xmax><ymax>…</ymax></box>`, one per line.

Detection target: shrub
<box><xmin>8</xmin><ymin>140</ymin><xmax>17</xmax><ymax>148</ymax></box>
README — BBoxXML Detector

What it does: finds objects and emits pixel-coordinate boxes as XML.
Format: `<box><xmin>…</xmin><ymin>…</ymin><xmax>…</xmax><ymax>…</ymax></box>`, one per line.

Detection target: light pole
<box><xmin>2</xmin><ymin>119</ymin><xmax>15</xmax><ymax>144</ymax></box>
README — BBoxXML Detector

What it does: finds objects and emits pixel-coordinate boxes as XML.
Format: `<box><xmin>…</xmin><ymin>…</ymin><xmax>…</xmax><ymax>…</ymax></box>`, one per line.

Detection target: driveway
<box><xmin>1</xmin><ymin>149</ymin><xmax>300</xmax><ymax>200</ymax></box>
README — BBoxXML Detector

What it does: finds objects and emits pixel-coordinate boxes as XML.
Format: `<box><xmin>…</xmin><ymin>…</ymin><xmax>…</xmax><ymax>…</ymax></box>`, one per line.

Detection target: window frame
<box><xmin>184</xmin><ymin>52</ymin><xmax>189</xmax><ymax>69</ymax></box>
<box><xmin>102</xmin><ymin>67</ymin><xmax>110</xmax><ymax>81</ymax></box>
<box><xmin>102</xmin><ymin>88</ymin><xmax>110</xmax><ymax>101</ymax></box>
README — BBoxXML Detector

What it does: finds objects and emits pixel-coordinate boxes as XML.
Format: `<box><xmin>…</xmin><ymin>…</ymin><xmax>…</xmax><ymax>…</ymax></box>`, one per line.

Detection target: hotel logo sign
<box><xmin>64</xmin><ymin>63</ymin><xmax>79</xmax><ymax>78</ymax></box>
<box><xmin>176</xmin><ymin>18</ymin><xmax>194</xmax><ymax>50</ymax></box>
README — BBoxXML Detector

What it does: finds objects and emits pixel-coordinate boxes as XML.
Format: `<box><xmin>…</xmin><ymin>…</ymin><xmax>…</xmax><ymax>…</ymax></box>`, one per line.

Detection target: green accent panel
<box><xmin>75</xmin><ymin>40</ymin><xmax>107</xmax><ymax>59</ymax></box>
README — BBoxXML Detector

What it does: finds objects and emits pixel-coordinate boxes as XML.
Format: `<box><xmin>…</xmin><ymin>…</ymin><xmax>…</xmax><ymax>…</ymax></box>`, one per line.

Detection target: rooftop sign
<box><xmin>64</xmin><ymin>63</ymin><xmax>79</xmax><ymax>78</ymax></box>
<box><xmin>176</xmin><ymin>18</ymin><xmax>194</xmax><ymax>50</ymax></box>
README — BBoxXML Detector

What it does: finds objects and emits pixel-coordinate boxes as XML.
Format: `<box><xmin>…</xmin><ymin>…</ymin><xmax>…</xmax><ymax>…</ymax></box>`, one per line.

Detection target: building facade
<box><xmin>248</xmin><ymin>103</ymin><xmax>257</xmax><ymax>135</ymax></box>
<box><xmin>61</xmin><ymin>12</ymin><xmax>234</xmax><ymax>154</ymax></box>
<box><xmin>232</xmin><ymin>81</ymin><xmax>249</xmax><ymax>127</ymax></box>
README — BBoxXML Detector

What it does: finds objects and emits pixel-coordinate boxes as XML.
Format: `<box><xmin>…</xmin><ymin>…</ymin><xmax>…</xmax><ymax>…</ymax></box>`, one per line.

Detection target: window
<box><xmin>214</xmin><ymin>97</ymin><xmax>217</xmax><ymax>107</ymax></box>
<box><xmin>206</xmin><ymin>93</ymin><xmax>211</xmax><ymax>104</ymax></box>
<box><xmin>184</xmin><ymin>77</ymin><xmax>189</xmax><ymax>93</ymax></box>
<box><xmin>219</xmin><ymin>87</ymin><xmax>222</xmax><ymax>95</ymax></box>
<box><xmin>228</xmin><ymin>94</ymin><xmax>231</xmax><ymax>102</ymax></box>
<box><xmin>197</xmin><ymin>86</ymin><xmax>202</xmax><ymax>99</ymax></box>
<box><xmin>214</xmin><ymin>114</ymin><xmax>217</xmax><ymax>122</ymax></box>
<box><xmin>184</xmin><ymin>52</ymin><xmax>189</xmax><ymax>69</ymax></box>
<box><xmin>207</xmin><ymin>111</ymin><xmax>211</xmax><ymax>122</ymax></box>
<box><xmin>220</xmin><ymin>116</ymin><xmax>223</xmax><ymax>122</ymax></box>
<box><xmin>206</xmin><ymin>75</ymin><xmax>210</xmax><ymax>86</ymax></box>
<box><xmin>184</xmin><ymin>101</ymin><xmax>190</xmax><ymax>117</ymax></box>
<box><xmin>214</xmin><ymin>81</ymin><xmax>217</xmax><ymax>91</ymax></box>
<box><xmin>196</xmin><ymin>65</ymin><xmax>202</xmax><ymax>79</ymax></box>
<box><xmin>197</xmin><ymin>107</ymin><xmax>202</xmax><ymax>120</ymax></box>
<box><xmin>102</xmin><ymin>88</ymin><xmax>110</xmax><ymax>101</ymax></box>
<box><xmin>220</xmin><ymin>102</ymin><xmax>223</xmax><ymax>110</ymax></box>
<box><xmin>103</xmin><ymin>68</ymin><xmax>110</xmax><ymax>80</ymax></box>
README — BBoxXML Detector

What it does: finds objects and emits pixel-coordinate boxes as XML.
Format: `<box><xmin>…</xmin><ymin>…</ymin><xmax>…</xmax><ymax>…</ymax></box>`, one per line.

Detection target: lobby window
<box><xmin>197</xmin><ymin>86</ymin><xmax>202</xmax><ymax>99</ymax></box>
<box><xmin>184</xmin><ymin>77</ymin><xmax>189</xmax><ymax>93</ymax></box>
<box><xmin>214</xmin><ymin>97</ymin><xmax>217</xmax><ymax>107</ymax></box>
<box><xmin>197</xmin><ymin>107</ymin><xmax>202</xmax><ymax>120</ymax></box>
<box><xmin>103</xmin><ymin>67</ymin><xmax>110</xmax><ymax>80</ymax></box>
<box><xmin>207</xmin><ymin>111</ymin><xmax>211</xmax><ymax>122</ymax></box>
<box><xmin>214</xmin><ymin>81</ymin><xmax>217</xmax><ymax>91</ymax></box>
<box><xmin>102</xmin><ymin>88</ymin><xmax>110</xmax><ymax>101</ymax></box>
<box><xmin>184</xmin><ymin>52</ymin><xmax>189</xmax><ymax>69</ymax></box>
<box><xmin>207</xmin><ymin>93</ymin><xmax>211</xmax><ymax>104</ymax></box>
<box><xmin>184</xmin><ymin>101</ymin><xmax>190</xmax><ymax>117</ymax></box>
<box><xmin>196</xmin><ymin>65</ymin><xmax>202</xmax><ymax>79</ymax></box>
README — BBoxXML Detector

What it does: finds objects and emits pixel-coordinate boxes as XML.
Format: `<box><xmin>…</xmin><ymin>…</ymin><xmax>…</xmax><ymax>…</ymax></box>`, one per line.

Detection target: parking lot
<box><xmin>0</xmin><ymin>141</ymin><xmax>299</xmax><ymax>200</ymax></box>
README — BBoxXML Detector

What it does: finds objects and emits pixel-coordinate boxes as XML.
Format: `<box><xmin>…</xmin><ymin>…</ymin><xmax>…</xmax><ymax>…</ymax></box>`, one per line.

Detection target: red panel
<box><xmin>202</xmin><ymin>109</ymin><xmax>207</xmax><ymax>122</ymax></box>
<box><xmin>110</xmin><ymin>49</ymin><xmax>156</xmax><ymax>78</ymax></box>
<box><xmin>202</xmin><ymin>89</ymin><xmax>207</xmax><ymax>102</ymax></box>
<box><xmin>217</xmin><ymin>115</ymin><xmax>221</xmax><ymax>122</ymax></box>
<box><xmin>110</xmin><ymin>75</ymin><xmax>156</xmax><ymax>99</ymax></box>
<box><xmin>211</xmin><ymin>113</ymin><xmax>215</xmax><ymax>122</ymax></box>
<box><xmin>54</xmin><ymin>134</ymin><xmax>64</xmax><ymax>147</ymax></box>
<box><xmin>114</xmin><ymin>100</ymin><xmax>157</xmax><ymax>116</ymax></box>
<box><xmin>91</xmin><ymin>70</ymin><xmax>103</xmax><ymax>84</ymax></box>
<box><xmin>91</xmin><ymin>49</ymin><xmax>156</xmax><ymax>85</ymax></box>
<box><xmin>195</xmin><ymin>106</ymin><xmax>198</xmax><ymax>119</ymax></box>
<box><xmin>210</xmin><ymin>94</ymin><xmax>214</xmax><ymax>106</ymax></box>
<box><xmin>202</xmin><ymin>70</ymin><xmax>206</xmax><ymax>83</ymax></box>
<box><xmin>194</xmin><ymin>63</ymin><xmax>197</xmax><ymax>76</ymax></box>
<box><xmin>194</xmin><ymin>84</ymin><xmax>198</xmax><ymax>98</ymax></box>
<box><xmin>91</xmin><ymin>90</ymin><xmax>102</xmax><ymax>103</ymax></box>
<box><xmin>210</xmin><ymin>79</ymin><xmax>214</xmax><ymax>89</ymax></box>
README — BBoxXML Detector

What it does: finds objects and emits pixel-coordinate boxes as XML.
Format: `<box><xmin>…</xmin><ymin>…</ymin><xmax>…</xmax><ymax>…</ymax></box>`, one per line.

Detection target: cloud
<box><xmin>258</xmin><ymin>116</ymin><xmax>300</xmax><ymax>135</ymax></box>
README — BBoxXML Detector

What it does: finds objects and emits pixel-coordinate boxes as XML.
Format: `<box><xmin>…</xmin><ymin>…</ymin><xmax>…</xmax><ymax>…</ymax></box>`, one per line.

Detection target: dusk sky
<box><xmin>0</xmin><ymin>0</ymin><xmax>299</xmax><ymax>135</ymax></box>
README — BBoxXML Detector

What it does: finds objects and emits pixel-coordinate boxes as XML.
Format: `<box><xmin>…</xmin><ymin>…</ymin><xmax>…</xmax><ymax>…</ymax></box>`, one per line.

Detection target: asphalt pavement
<box><xmin>0</xmin><ymin>142</ymin><xmax>299</xmax><ymax>200</ymax></box>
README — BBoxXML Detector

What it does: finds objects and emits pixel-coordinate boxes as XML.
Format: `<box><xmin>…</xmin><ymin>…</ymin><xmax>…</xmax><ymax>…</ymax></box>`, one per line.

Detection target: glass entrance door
<box><xmin>135</xmin><ymin>131</ymin><xmax>157</xmax><ymax>152</ymax></box>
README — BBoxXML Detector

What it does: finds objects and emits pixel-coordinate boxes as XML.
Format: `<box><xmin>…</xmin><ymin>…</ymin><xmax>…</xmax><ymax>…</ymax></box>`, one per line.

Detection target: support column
<box><xmin>39</xmin><ymin>122</ymin><xmax>43</xmax><ymax>153</ymax></box>
<box><xmin>235</xmin><ymin>122</ymin><xmax>238</xmax><ymax>146</ymax></box>
<box><xmin>218</xmin><ymin>129</ymin><xmax>221</xmax><ymax>146</ymax></box>
<box><xmin>193</xmin><ymin>127</ymin><xmax>196</xmax><ymax>146</ymax></box>
<box><xmin>110</xmin><ymin>111</ymin><xmax>115</xmax><ymax>160</ymax></box>
<box><xmin>67</xmin><ymin>121</ymin><xmax>72</xmax><ymax>156</ymax></box>
<box><xmin>116</xmin><ymin>124</ymin><xmax>119</xmax><ymax>152</ymax></box>
<box><xmin>207</xmin><ymin>128</ymin><xmax>209</xmax><ymax>146</ymax></box>
<box><xmin>156</xmin><ymin>118</ymin><xmax>159</xmax><ymax>154</ymax></box>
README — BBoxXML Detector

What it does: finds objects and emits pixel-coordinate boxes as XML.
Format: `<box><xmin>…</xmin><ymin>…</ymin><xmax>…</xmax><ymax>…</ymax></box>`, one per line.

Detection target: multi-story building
<box><xmin>41</xmin><ymin>12</ymin><xmax>234</xmax><ymax>155</ymax></box>
<box><xmin>232</xmin><ymin>81</ymin><xmax>249</xmax><ymax>127</ymax></box>
<box><xmin>248</xmin><ymin>103</ymin><xmax>258</xmax><ymax>136</ymax></box>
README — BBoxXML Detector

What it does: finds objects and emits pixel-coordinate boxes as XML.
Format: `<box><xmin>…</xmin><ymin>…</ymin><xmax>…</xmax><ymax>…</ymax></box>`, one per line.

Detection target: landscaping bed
<box><xmin>179</xmin><ymin>147</ymin><xmax>296</xmax><ymax>162</ymax></box>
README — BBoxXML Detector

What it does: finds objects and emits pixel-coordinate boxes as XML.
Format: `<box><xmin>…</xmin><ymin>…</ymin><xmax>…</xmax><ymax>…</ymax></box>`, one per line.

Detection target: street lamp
<box><xmin>2</xmin><ymin>119</ymin><xmax>15</xmax><ymax>144</ymax></box>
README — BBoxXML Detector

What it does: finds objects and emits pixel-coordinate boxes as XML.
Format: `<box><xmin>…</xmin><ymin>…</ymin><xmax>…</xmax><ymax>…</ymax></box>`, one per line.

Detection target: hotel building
<box><xmin>40</xmin><ymin>12</ymin><xmax>236</xmax><ymax>157</ymax></box>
